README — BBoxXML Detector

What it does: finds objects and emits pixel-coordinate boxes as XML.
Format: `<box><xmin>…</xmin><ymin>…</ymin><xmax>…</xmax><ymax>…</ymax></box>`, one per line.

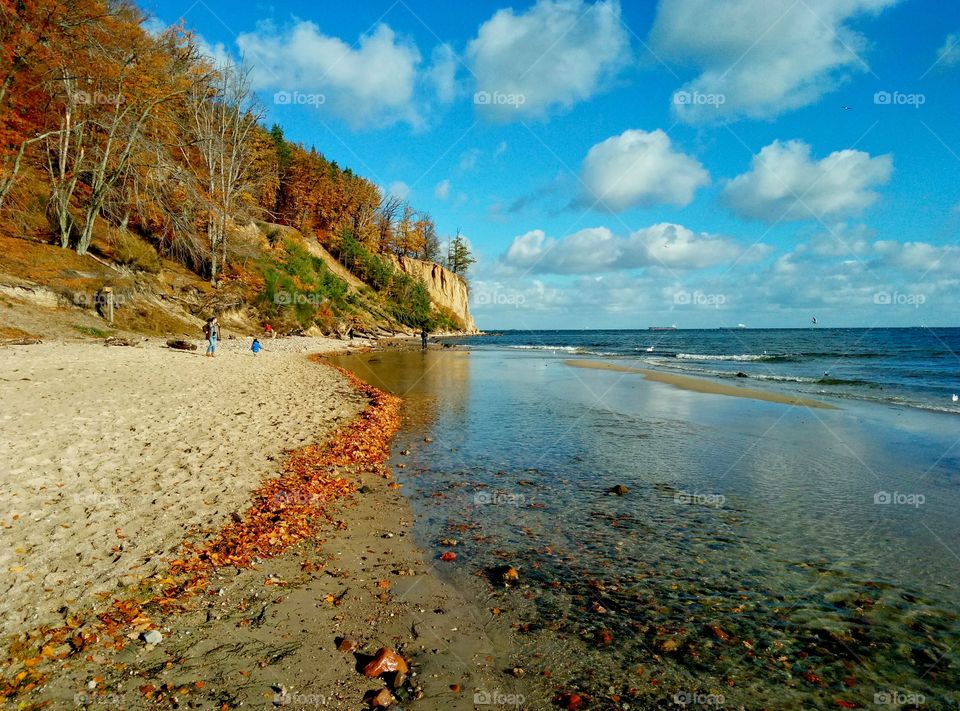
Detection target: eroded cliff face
<box><xmin>388</xmin><ymin>255</ymin><xmax>478</xmax><ymax>333</ymax></box>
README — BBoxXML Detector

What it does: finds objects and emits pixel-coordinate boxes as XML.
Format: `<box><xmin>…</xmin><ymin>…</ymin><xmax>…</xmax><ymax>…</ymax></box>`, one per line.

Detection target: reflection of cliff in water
<box><xmin>327</xmin><ymin>350</ymin><xmax>472</xmax><ymax>436</ymax></box>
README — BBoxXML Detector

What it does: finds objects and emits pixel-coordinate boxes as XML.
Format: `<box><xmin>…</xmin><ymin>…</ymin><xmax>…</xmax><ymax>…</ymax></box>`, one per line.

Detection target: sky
<box><xmin>144</xmin><ymin>0</ymin><xmax>960</xmax><ymax>330</ymax></box>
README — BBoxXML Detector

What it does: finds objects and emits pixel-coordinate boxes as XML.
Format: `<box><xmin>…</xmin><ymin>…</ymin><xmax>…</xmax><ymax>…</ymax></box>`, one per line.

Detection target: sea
<box><xmin>329</xmin><ymin>327</ymin><xmax>960</xmax><ymax>710</ymax></box>
<box><xmin>449</xmin><ymin>328</ymin><xmax>960</xmax><ymax>416</ymax></box>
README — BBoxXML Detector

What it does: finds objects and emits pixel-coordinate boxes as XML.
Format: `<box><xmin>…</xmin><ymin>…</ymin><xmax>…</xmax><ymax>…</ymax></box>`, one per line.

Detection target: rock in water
<box><xmin>609</xmin><ymin>484</ymin><xmax>629</xmax><ymax>496</ymax></box>
<box><xmin>363</xmin><ymin>648</ymin><xmax>409</xmax><ymax>678</ymax></box>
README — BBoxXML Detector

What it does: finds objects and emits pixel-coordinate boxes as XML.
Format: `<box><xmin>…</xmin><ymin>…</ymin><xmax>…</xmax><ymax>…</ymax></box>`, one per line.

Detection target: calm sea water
<box><xmin>445</xmin><ymin>328</ymin><xmax>960</xmax><ymax>415</ymax></box>
<box><xmin>330</xmin><ymin>335</ymin><xmax>960</xmax><ymax>710</ymax></box>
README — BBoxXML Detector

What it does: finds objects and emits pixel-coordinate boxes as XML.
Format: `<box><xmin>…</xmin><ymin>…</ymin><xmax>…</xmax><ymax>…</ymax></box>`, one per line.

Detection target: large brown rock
<box><xmin>363</xmin><ymin>648</ymin><xmax>408</xmax><ymax>678</ymax></box>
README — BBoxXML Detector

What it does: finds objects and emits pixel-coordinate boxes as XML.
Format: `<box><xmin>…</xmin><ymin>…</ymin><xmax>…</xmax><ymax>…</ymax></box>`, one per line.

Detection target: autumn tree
<box><xmin>0</xmin><ymin>0</ymin><xmax>107</xmax><ymax>208</ymax></box>
<box><xmin>186</xmin><ymin>63</ymin><xmax>263</xmax><ymax>282</ymax></box>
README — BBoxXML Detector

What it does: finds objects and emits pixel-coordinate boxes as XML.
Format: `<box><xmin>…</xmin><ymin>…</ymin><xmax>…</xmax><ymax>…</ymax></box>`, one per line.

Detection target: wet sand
<box><xmin>565</xmin><ymin>358</ymin><xmax>837</xmax><ymax>409</ymax></box>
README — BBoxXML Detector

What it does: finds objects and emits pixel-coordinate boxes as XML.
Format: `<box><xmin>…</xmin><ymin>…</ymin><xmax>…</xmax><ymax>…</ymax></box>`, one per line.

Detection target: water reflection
<box><xmin>330</xmin><ymin>349</ymin><xmax>959</xmax><ymax>710</ymax></box>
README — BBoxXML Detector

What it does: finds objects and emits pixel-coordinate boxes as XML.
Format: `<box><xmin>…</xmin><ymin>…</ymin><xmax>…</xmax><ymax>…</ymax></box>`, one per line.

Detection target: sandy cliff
<box><xmin>389</xmin><ymin>255</ymin><xmax>479</xmax><ymax>332</ymax></box>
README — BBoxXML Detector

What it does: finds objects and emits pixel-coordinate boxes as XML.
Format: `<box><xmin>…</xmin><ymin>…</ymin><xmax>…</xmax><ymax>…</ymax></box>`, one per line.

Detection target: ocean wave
<box><xmin>676</xmin><ymin>353</ymin><xmax>798</xmax><ymax>363</ymax></box>
<box><xmin>508</xmin><ymin>345</ymin><xmax>581</xmax><ymax>352</ymax></box>
<box><xmin>507</xmin><ymin>345</ymin><xmax>620</xmax><ymax>356</ymax></box>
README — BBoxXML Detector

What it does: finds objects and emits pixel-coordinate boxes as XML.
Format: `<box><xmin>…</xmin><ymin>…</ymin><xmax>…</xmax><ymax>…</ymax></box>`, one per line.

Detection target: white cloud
<box><xmin>807</xmin><ymin>223</ymin><xmax>874</xmax><ymax>256</ymax></box>
<box><xmin>649</xmin><ymin>0</ymin><xmax>899</xmax><ymax>122</ymax></box>
<box><xmin>434</xmin><ymin>180</ymin><xmax>451</xmax><ymax>200</ymax></box>
<box><xmin>387</xmin><ymin>181</ymin><xmax>411</xmax><ymax>200</ymax></box>
<box><xmin>467</xmin><ymin>0</ymin><xmax>630</xmax><ymax>121</ymax></box>
<box><xmin>502</xmin><ymin>223</ymin><xmax>754</xmax><ymax>274</ymax></box>
<box><xmin>426</xmin><ymin>44</ymin><xmax>460</xmax><ymax>104</ymax></box>
<box><xmin>935</xmin><ymin>31</ymin><xmax>960</xmax><ymax>67</ymax></box>
<box><xmin>494</xmin><ymin>141</ymin><xmax>509</xmax><ymax>158</ymax></box>
<box><xmin>579</xmin><ymin>129</ymin><xmax>710</xmax><ymax>211</ymax></box>
<box><xmin>458</xmin><ymin>148</ymin><xmax>481</xmax><ymax>172</ymax></box>
<box><xmin>237</xmin><ymin>21</ymin><xmax>422</xmax><ymax>129</ymax></box>
<box><xmin>723</xmin><ymin>140</ymin><xmax>892</xmax><ymax>223</ymax></box>
<box><xmin>873</xmin><ymin>240</ymin><xmax>960</xmax><ymax>273</ymax></box>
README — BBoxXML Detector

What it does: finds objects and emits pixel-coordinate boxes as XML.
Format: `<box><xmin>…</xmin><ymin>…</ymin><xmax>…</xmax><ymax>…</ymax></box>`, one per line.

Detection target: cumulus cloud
<box><xmin>387</xmin><ymin>181</ymin><xmax>411</xmax><ymax>200</ymax></box>
<box><xmin>579</xmin><ymin>129</ymin><xmax>710</xmax><ymax>211</ymax></box>
<box><xmin>434</xmin><ymin>180</ymin><xmax>451</xmax><ymax>200</ymax></box>
<box><xmin>722</xmin><ymin>140</ymin><xmax>893</xmax><ymax>223</ymax></box>
<box><xmin>237</xmin><ymin>21</ymin><xmax>424</xmax><ymax>128</ymax></box>
<box><xmin>467</xmin><ymin>0</ymin><xmax>630</xmax><ymax>121</ymax></box>
<box><xmin>935</xmin><ymin>31</ymin><xmax>960</xmax><ymax>67</ymax></box>
<box><xmin>873</xmin><ymin>240</ymin><xmax>960</xmax><ymax>274</ymax></box>
<box><xmin>502</xmin><ymin>223</ymin><xmax>754</xmax><ymax>274</ymax></box>
<box><xmin>425</xmin><ymin>44</ymin><xmax>460</xmax><ymax>104</ymax></box>
<box><xmin>649</xmin><ymin>0</ymin><xmax>899</xmax><ymax>122</ymax></box>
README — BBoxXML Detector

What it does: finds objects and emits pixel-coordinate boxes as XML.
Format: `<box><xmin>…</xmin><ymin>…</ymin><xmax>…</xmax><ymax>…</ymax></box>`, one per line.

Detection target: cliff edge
<box><xmin>389</xmin><ymin>255</ymin><xmax>478</xmax><ymax>333</ymax></box>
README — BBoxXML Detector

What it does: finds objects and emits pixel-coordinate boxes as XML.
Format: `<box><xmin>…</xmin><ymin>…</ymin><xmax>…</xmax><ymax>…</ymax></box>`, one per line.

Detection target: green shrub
<box><xmin>72</xmin><ymin>324</ymin><xmax>111</xmax><ymax>338</ymax></box>
<box><xmin>255</xmin><ymin>238</ymin><xmax>350</xmax><ymax>330</ymax></box>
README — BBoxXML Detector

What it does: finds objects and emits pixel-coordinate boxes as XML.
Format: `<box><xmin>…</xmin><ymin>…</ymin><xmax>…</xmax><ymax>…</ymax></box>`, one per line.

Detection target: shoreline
<box><xmin>564</xmin><ymin>358</ymin><xmax>838</xmax><ymax>409</ymax></box>
<box><xmin>0</xmin><ymin>338</ymin><xmax>512</xmax><ymax>708</ymax></box>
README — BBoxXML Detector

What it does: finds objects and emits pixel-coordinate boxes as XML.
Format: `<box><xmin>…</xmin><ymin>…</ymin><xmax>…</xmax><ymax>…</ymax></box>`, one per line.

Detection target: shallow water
<box><xmin>329</xmin><ymin>348</ymin><xmax>960</xmax><ymax>710</ymax></box>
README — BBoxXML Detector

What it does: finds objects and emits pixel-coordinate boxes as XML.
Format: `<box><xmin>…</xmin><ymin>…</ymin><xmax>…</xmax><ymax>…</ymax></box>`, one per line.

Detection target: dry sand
<box><xmin>565</xmin><ymin>358</ymin><xmax>837</xmax><ymax>409</ymax></box>
<box><xmin>0</xmin><ymin>337</ymin><xmax>367</xmax><ymax>641</ymax></box>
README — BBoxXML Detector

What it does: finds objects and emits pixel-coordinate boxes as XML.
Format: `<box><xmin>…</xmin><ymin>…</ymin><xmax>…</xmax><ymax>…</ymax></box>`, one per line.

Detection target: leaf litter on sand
<box><xmin>0</xmin><ymin>357</ymin><xmax>401</xmax><ymax>702</ymax></box>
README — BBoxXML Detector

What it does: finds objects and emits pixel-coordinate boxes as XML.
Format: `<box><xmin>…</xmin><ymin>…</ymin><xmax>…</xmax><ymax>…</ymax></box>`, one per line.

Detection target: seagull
<box><xmin>953</xmin><ymin>394</ymin><xmax>959</xmax><ymax>402</ymax></box>
<box><xmin>811</xmin><ymin>316</ymin><xmax>818</xmax><ymax>326</ymax></box>
<box><xmin>646</xmin><ymin>346</ymin><xmax>654</xmax><ymax>352</ymax></box>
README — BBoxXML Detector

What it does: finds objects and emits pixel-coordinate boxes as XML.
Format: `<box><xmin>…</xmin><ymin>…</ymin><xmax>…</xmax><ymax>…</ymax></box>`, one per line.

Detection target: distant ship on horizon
<box><xmin>648</xmin><ymin>325</ymin><xmax>678</xmax><ymax>331</ymax></box>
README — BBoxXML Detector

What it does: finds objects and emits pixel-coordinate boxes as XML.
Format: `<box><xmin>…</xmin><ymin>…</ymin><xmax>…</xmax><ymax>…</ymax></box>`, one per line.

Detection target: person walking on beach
<box><xmin>251</xmin><ymin>337</ymin><xmax>262</xmax><ymax>355</ymax></box>
<box><xmin>203</xmin><ymin>316</ymin><xmax>219</xmax><ymax>357</ymax></box>
<box><xmin>421</xmin><ymin>327</ymin><xmax>428</xmax><ymax>350</ymax></box>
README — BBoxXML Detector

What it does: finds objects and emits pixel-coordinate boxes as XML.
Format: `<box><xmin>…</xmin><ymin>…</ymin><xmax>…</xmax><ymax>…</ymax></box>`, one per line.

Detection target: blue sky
<box><xmin>144</xmin><ymin>0</ymin><xmax>960</xmax><ymax>329</ymax></box>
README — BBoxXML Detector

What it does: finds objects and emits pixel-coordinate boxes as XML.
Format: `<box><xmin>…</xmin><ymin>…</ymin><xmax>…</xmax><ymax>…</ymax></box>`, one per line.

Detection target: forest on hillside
<box><xmin>0</xmin><ymin>0</ymin><xmax>475</xmax><ymax>332</ymax></box>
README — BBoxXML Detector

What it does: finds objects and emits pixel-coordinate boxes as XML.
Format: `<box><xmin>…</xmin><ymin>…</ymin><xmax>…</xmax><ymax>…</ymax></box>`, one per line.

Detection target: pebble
<box><xmin>142</xmin><ymin>630</ymin><xmax>163</xmax><ymax>645</ymax></box>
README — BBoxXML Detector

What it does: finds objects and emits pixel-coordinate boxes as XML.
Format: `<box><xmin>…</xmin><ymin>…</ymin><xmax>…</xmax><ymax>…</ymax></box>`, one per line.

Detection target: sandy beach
<box><xmin>0</xmin><ymin>338</ymin><xmax>520</xmax><ymax>709</ymax></box>
<box><xmin>564</xmin><ymin>358</ymin><xmax>837</xmax><ymax>409</ymax></box>
<box><xmin>0</xmin><ymin>337</ymin><xmax>367</xmax><ymax>641</ymax></box>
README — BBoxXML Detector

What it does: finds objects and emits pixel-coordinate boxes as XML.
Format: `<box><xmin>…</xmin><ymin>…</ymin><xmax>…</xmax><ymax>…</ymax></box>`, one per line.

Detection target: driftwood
<box><xmin>166</xmin><ymin>339</ymin><xmax>197</xmax><ymax>351</ymax></box>
<box><xmin>104</xmin><ymin>336</ymin><xmax>138</xmax><ymax>347</ymax></box>
<box><xmin>1</xmin><ymin>337</ymin><xmax>42</xmax><ymax>346</ymax></box>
